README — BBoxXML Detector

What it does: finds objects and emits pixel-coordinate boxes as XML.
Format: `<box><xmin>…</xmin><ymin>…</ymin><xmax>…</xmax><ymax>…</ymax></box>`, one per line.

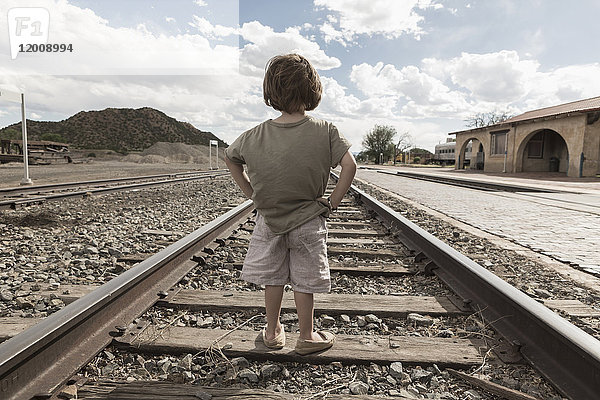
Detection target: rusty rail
<box><xmin>337</xmin><ymin>173</ymin><xmax>600</xmax><ymax>399</ymax></box>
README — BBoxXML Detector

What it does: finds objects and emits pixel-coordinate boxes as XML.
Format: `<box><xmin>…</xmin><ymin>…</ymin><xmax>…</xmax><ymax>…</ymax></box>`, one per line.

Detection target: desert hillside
<box><xmin>0</xmin><ymin>107</ymin><xmax>225</xmax><ymax>153</ymax></box>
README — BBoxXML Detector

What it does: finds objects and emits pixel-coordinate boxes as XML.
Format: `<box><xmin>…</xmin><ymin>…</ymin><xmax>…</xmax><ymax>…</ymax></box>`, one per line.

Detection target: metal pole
<box><xmin>20</xmin><ymin>93</ymin><xmax>32</xmax><ymax>186</ymax></box>
<box><xmin>503</xmin><ymin>132</ymin><xmax>508</xmax><ymax>173</ymax></box>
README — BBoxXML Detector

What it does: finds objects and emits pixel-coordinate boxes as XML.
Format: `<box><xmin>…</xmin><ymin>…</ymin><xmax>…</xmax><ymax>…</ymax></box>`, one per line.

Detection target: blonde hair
<box><xmin>263</xmin><ymin>54</ymin><xmax>322</xmax><ymax>114</ymax></box>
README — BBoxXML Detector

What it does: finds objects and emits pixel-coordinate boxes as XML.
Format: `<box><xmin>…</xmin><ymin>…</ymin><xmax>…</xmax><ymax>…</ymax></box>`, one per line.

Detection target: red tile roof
<box><xmin>449</xmin><ymin>96</ymin><xmax>600</xmax><ymax>135</ymax></box>
<box><xmin>504</xmin><ymin>96</ymin><xmax>600</xmax><ymax>123</ymax></box>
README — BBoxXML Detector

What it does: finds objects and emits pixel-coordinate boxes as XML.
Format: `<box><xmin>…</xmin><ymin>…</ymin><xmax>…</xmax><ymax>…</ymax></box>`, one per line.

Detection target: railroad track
<box><xmin>0</xmin><ymin>173</ymin><xmax>598</xmax><ymax>399</ymax></box>
<box><xmin>365</xmin><ymin>167</ymin><xmax>567</xmax><ymax>194</ymax></box>
<box><xmin>0</xmin><ymin>170</ymin><xmax>229</xmax><ymax>210</ymax></box>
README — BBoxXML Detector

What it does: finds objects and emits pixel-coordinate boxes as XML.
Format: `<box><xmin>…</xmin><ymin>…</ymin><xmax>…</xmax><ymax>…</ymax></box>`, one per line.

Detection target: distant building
<box><xmin>448</xmin><ymin>96</ymin><xmax>600</xmax><ymax>177</ymax></box>
<box><xmin>433</xmin><ymin>139</ymin><xmax>472</xmax><ymax>166</ymax></box>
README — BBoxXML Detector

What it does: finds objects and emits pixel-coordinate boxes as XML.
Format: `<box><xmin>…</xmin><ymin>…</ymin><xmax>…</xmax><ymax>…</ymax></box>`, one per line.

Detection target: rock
<box><xmin>198</xmin><ymin>316</ymin><xmax>214</xmax><ymax>328</ymax></box>
<box><xmin>0</xmin><ymin>290</ymin><xmax>13</xmax><ymax>301</ymax></box>
<box><xmin>281</xmin><ymin>313</ymin><xmax>297</xmax><ymax>323</ymax></box>
<box><xmin>238</xmin><ymin>369</ymin><xmax>259</xmax><ymax>383</ymax></box>
<box><xmin>534</xmin><ymin>288</ymin><xmax>552</xmax><ymax>298</ymax></box>
<box><xmin>407</xmin><ymin>313</ymin><xmax>434</xmax><ymax>327</ymax></box>
<box><xmin>260</xmin><ymin>364</ymin><xmax>281</xmax><ymax>380</ymax></box>
<box><xmin>356</xmin><ymin>316</ymin><xmax>367</xmax><ymax>327</ymax></box>
<box><xmin>16</xmin><ymin>297</ymin><xmax>34</xmax><ymax>309</ymax></box>
<box><xmin>464</xmin><ymin>389</ymin><xmax>482</xmax><ymax>399</ymax></box>
<box><xmin>340</xmin><ymin>314</ymin><xmax>351</xmax><ymax>323</ymax></box>
<box><xmin>349</xmin><ymin>381</ymin><xmax>369</xmax><ymax>395</ymax></box>
<box><xmin>321</xmin><ymin>315</ymin><xmax>335</xmax><ymax>327</ymax></box>
<box><xmin>58</xmin><ymin>384</ymin><xmax>77</xmax><ymax>399</ymax></box>
<box><xmin>231</xmin><ymin>357</ymin><xmax>249</xmax><ymax>369</ymax></box>
<box><xmin>410</xmin><ymin>368</ymin><xmax>433</xmax><ymax>383</ymax></box>
<box><xmin>180</xmin><ymin>354</ymin><xmax>193</xmax><ymax>370</ymax></box>
<box><xmin>389</xmin><ymin>362</ymin><xmax>403</xmax><ymax>378</ymax></box>
<box><xmin>365</xmin><ymin>314</ymin><xmax>380</xmax><ymax>323</ymax></box>
<box><xmin>134</xmin><ymin>355</ymin><xmax>145</xmax><ymax>366</ymax></box>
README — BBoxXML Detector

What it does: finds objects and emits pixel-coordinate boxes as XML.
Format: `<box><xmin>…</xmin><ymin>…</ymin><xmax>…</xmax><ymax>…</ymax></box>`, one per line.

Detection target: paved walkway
<box><xmin>356</xmin><ymin>167</ymin><xmax>600</xmax><ymax>276</ymax></box>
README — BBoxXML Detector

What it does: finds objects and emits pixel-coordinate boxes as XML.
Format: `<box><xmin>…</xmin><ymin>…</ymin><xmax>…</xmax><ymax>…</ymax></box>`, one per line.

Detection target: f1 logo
<box><xmin>7</xmin><ymin>8</ymin><xmax>50</xmax><ymax>59</ymax></box>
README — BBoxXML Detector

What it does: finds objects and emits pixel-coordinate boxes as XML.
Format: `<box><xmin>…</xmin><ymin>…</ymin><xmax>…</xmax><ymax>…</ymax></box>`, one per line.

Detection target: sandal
<box><xmin>262</xmin><ymin>325</ymin><xmax>285</xmax><ymax>349</ymax></box>
<box><xmin>294</xmin><ymin>331</ymin><xmax>335</xmax><ymax>355</ymax></box>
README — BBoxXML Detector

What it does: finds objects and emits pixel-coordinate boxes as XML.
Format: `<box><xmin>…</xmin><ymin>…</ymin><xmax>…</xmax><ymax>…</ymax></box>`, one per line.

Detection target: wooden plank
<box><xmin>228</xmin><ymin>262</ymin><xmax>411</xmax><ymax>276</ymax></box>
<box><xmin>0</xmin><ymin>317</ymin><xmax>40</xmax><ymax>341</ymax></box>
<box><xmin>328</xmin><ymin>247</ymin><xmax>405</xmax><ymax>258</ymax></box>
<box><xmin>161</xmin><ymin>290</ymin><xmax>464</xmax><ymax>317</ymax></box>
<box><xmin>119</xmin><ymin>327</ymin><xmax>483</xmax><ymax>368</ymax></box>
<box><xmin>329</xmin><ymin>263</ymin><xmax>412</xmax><ymax>276</ymax></box>
<box><xmin>543</xmin><ymin>299</ymin><xmax>600</xmax><ymax>317</ymax></box>
<box><xmin>79</xmin><ymin>381</ymin><xmax>401</xmax><ymax>400</ymax></box>
<box><xmin>327</xmin><ymin>221</ymin><xmax>373</xmax><ymax>229</ymax></box>
<box><xmin>327</xmin><ymin>238</ymin><xmax>389</xmax><ymax>246</ymax></box>
<box><xmin>328</xmin><ymin>228</ymin><xmax>384</xmax><ymax>237</ymax></box>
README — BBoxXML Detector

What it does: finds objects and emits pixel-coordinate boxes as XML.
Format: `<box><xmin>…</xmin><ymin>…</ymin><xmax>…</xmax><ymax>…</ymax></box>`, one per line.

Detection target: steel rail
<box><xmin>0</xmin><ymin>200</ymin><xmax>254</xmax><ymax>400</ymax></box>
<box><xmin>334</xmin><ymin>173</ymin><xmax>600</xmax><ymax>399</ymax></box>
<box><xmin>0</xmin><ymin>169</ymin><xmax>228</xmax><ymax>197</ymax></box>
<box><xmin>0</xmin><ymin>171</ymin><xmax>230</xmax><ymax>209</ymax></box>
<box><xmin>371</xmin><ymin>168</ymin><xmax>565</xmax><ymax>193</ymax></box>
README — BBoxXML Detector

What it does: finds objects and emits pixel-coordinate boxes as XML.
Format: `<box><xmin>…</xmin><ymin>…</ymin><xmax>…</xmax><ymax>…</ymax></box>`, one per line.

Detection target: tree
<box><xmin>464</xmin><ymin>111</ymin><xmax>512</xmax><ymax>128</ymax></box>
<box><xmin>393</xmin><ymin>131</ymin><xmax>414</xmax><ymax>164</ymax></box>
<box><xmin>361</xmin><ymin>125</ymin><xmax>397</xmax><ymax>164</ymax></box>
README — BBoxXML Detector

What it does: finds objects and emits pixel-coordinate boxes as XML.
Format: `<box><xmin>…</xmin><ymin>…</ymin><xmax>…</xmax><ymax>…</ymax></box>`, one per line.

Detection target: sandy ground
<box><xmin>0</xmin><ymin>160</ymin><xmax>219</xmax><ymax>188</ymax></box>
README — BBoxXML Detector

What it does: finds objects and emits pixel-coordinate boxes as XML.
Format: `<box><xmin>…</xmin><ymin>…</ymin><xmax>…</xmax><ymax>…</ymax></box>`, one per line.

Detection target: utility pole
<box><xmin>0</xmin><ymin>89</ymin><xmax>33</xmax><ymax>185</ymax></box>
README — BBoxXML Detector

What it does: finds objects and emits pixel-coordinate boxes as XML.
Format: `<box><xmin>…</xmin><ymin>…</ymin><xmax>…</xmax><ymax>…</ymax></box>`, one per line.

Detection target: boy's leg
<box><xmin>264</xmin><ymin>285</ymin><xmax>284</xmax><ymax>340</ymax></box>
<box><xmin>294</xmin><ymin>291</ymin><xmax>327</xmax><ymax>341</ymax></box>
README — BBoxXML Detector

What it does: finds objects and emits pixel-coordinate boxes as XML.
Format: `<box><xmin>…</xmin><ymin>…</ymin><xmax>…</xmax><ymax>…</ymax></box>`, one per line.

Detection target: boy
<box><xmin>225</xmin><ymin>53</ymin><xmax>356</xmax><ymax>355</ymax></box>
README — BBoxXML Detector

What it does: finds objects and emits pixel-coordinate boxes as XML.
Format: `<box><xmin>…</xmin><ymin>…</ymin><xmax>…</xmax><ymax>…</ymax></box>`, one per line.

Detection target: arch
<box><xmin>516</xmin><ymin>129</ymin><xmax>569</xmax><ymax>173</ymax></box>
<box><xmin>457</xmin><ymin>137</ymin><xmax>476</xmax><ymax>169</ymax></box>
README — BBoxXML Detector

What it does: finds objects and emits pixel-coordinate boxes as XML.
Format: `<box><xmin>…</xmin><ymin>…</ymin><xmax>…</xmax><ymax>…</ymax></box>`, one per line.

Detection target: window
<box><xmin>527</xmin><ymin>131</ymin><xmax>544</xmax><ymax>158</ymax></box>
<box><xmin>490</xmin><ymin>130</ymin><xmax>508</xmax><ymax>155</ymax></box>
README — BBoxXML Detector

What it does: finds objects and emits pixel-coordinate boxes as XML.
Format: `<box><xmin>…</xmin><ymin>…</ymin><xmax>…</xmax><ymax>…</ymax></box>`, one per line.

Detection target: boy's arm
<box><xmin>225</xmin><ymin>156</ymin><xmax>254</xmax><ymax>199</ymax></box>
<box><xmin>328</xmin><ymin>151</ymin><xmax>357</xmax><ymax>209</ymax></box>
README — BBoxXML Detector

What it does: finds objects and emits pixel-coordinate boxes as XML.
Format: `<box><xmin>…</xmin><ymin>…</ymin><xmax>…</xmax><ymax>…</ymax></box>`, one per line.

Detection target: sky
<box><xmin>1</xmin><ymin>0</ymin><xmax>600</xmax><ymax>152</ymax></box>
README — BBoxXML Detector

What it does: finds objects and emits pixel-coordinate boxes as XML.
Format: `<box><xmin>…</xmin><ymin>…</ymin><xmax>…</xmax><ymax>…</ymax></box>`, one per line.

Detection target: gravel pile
<box><xmin>0</xmin><ymin>177</ymin><xmax>245</xmax><ymax>318</ymax></box>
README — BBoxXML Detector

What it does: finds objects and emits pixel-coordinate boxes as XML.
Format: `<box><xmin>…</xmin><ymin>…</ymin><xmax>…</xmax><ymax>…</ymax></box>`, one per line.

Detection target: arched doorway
<box><xmin>457</xmin><ymin>139</ymin><xmax>474</xmax><ymax>169</ymax></box>
<box><xmin>520</xmin><ymin>129</ymin><xmax>569</xmax><ymax>173</ymax></box>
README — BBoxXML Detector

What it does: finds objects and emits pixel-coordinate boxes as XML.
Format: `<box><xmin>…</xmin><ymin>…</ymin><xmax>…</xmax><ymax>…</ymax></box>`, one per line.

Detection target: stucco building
<box><xmin>449</xmin><ymin>96</ymin><xmax>600</xmax><ymax>177</ymax></box>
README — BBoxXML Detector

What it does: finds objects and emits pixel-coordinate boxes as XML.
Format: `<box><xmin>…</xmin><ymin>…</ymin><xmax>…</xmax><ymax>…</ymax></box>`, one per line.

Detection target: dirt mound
<box><xmin>122</xmin><ymin>142</ymin><xmax>225</xmax><ymax>166</ymax></box>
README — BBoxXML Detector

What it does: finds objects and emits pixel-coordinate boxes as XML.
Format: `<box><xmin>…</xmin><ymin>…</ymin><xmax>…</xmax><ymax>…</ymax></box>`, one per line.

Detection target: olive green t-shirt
<box><xmin>225</xmin><ymin>115</ymin><xmax>351</xmax><ymax>234</ymax></box>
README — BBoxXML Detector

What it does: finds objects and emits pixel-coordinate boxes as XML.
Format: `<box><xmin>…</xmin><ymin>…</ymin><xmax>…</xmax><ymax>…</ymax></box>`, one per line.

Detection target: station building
<box><xmin>449</xmin><ymin>96</ymin><xmax>600</xmax><ymax>177</ymax></box>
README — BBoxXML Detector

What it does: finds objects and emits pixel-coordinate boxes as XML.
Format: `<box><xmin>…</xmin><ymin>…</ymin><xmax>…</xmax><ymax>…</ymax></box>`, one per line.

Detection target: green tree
<box><xmin>362</xmin><ymin>125</ymin><xmax>397</xmax><ymax>164</ymax></box>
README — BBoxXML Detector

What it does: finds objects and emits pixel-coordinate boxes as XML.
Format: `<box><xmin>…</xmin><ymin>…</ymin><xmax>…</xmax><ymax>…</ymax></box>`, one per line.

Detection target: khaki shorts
<box><xmin>241</xmin><ymin>213</ymin><xmax>330</xmax><ymax>293</ymax></box>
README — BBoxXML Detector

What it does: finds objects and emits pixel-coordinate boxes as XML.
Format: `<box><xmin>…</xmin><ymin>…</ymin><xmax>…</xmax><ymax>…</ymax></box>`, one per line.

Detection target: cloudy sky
<box><xmin>1</xmin><ymin>0</ymin><xmax>599</xmax><ymax>152</ymax></box>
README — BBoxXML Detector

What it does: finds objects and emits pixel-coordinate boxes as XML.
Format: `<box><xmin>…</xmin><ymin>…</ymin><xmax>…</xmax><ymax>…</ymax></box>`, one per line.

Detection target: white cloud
<box><xmin>189</xmin><ymin>16</ymin><xmax>238</xmax><ymax>38</ymax></box>
<box><xmin>194</xmin><ymin>0</ymin><xmax>208</xmax><ymax>6</ymax></box>
<box><xmin>0</xmin><ymin>0</ymin><xmax>238</xmax><ymax>75</ymax></box>
<box><xmin>350</xmin><ymin>62</ymin><xmax>470</xmax><ymax>117</ymax></box>
<box><xmin>30</xmin><ymin>112</ymin><xmax>42</xmax><ymax>119</ymax></box>
<box><xmin>239</xmin><ymin>21</ymin><xmax>341</xmax><ymax>76</ymax></box>
<box><xmin>165</xmin><ymin>17</ymin><xmax>176</xmax><ymax>23</ymax></box>
<box><xmin>314</xmin><ymin>0</ymin><xmax>443</xmax><ymax>43</ymax></box>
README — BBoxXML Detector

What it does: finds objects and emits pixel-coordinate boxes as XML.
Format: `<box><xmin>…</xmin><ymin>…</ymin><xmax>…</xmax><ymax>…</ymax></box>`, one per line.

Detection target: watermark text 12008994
<box><xmin>19</xmin><ymin>43</ymin><xmax>73</xmax><ymax>53</ymax></box>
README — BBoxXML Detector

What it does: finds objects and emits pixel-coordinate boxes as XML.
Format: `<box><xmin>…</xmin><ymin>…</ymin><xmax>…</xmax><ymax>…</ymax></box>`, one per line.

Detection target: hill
<box><xmin>0</xmin><ymin>107</ymin><xmax>226</xmax><ymax>153</ymax></box>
